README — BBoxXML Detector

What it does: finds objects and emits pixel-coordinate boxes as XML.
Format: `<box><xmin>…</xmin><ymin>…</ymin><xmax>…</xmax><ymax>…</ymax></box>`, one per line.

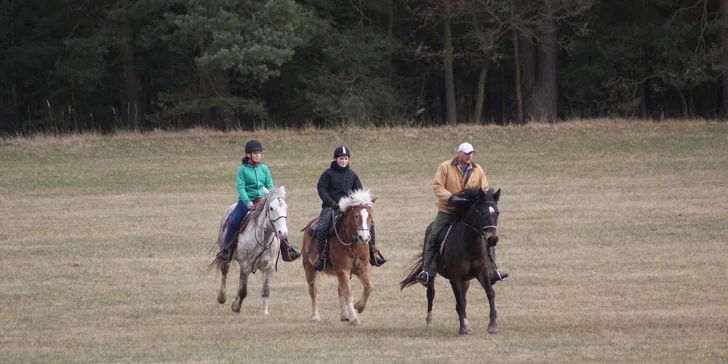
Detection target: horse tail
<box><xmin>399</xmin><ymin>250</ymin><xmax>424</xmax><ymax>290</ymax></box>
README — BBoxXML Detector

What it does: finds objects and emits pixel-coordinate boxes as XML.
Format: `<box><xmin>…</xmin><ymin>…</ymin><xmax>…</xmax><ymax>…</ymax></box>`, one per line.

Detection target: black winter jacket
<box><xmin>317</xmin><ymin>161</ymin><xmax>363</xmax><ymax>208</ymax></box>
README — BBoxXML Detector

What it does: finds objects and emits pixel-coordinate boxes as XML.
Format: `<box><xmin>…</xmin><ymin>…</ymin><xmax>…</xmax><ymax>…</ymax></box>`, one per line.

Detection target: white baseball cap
<box><xmin>457</xmin><ymin>142</ymin><xmax>475</xmax><ymax>154</ymax></box>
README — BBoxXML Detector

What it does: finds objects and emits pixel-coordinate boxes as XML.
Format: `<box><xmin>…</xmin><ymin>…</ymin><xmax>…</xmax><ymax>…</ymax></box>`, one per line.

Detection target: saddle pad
<box><xmin>438</xmin><ymin>223</ymin><xmax>456</xmax><ymax>255</ymax></box>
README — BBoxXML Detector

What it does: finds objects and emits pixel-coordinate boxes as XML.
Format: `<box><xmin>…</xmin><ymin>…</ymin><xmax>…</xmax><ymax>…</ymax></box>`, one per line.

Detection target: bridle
<box><xmin>461</xmin><ymin>200</ymin><xmax>498</xmax><ymax>236</ymax></box>
<box><xmin>334</xmin><ymin>204</ymin><xmax>371</xmax><ymax>246</ymax></box>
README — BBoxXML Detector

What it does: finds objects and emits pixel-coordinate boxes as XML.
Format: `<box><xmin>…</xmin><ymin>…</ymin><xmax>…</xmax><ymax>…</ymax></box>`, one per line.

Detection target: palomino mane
<box><xmin>249</xmin><ymin>187</ymin><xmax>285</xmax><ymax>221</ymax></box>
<box><xmin>338</xmin><ymin>189</ymin><xmax>373</xmax><ymax>212</ymax></box>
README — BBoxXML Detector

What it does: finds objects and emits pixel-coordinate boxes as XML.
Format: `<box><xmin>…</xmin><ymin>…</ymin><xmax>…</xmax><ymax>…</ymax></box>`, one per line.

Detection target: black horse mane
<box><xmin>451</xmin><ymin>187</ymin><xmax>489</xmax><ymax>218</ymax></box>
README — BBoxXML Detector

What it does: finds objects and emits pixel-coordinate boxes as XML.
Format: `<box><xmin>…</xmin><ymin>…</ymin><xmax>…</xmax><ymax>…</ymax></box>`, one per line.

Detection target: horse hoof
<box><xmin>217</xmin><ymin>294</ymin><xmax>226</xmax><ymax>304</ymax></box>
<box><xmin>349</xmin><ymin>318</ymin><xmax>360</xmax><ymax>326</ymax></box>
<box><xmin>231</xmin><ymin>303</ymin><xmax>241</xmax><ymax>313</ymax></box>
<box><xmin>341</xmin><ymin>317</ymin><xmax>350</xmax><ymax>322</ymax></box>
<box><xmin>459</xmin><ymin>329</ymin><xmax>469</xmax><ymax>336</ymax></box>
<box><xmin>488</xmin><ymin>325</ymin><xmax>498</xmax><ymax>334</ymax></box>
<box><xmin>310</xmin><ymin>314</ymin><xmax>321</xmax><ymax>321</ymax></box>
<box><xmin>354</xmin><ymin>303</ymin><xmax>365</xmax><ymax>314</ymax></box>
<box><xmin>263</xmin><ymin>310</ymin><xmax>270</xmax><ymax>316</ymax></box>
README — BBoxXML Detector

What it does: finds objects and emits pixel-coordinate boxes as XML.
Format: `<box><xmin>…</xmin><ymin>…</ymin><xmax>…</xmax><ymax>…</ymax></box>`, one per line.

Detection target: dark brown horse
<box><xmin>400</xmin><ymin>187</ymin><xmax>501</xmax><ymax>335</ymax></box>
<box><xmin>301</xmin><ymin>189</ymin><xmax>376</xmax><ymax>326</ymax></box>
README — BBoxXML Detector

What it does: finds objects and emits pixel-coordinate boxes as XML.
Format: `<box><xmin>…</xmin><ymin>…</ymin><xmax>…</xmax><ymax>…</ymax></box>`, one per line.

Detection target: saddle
<box><xmin>223</xmin><ymin>196</ymin><xmax>262</xmax><ymax>235</ymax></box>
<box><xmin>306</xmin><ymin>212</ymin><xmax>344</xmax><ymax>238</ymax></box>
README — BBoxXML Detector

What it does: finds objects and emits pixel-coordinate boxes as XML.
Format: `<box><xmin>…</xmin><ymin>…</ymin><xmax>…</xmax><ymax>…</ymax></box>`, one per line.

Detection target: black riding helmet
<box><xmin>245</xmin><ymin>140</ymin><xmax>263</xmax><ymax>154</ymax></box>
<box><xmin>333</xmin><ymin>146</ymin><xmax>351</xmax><ymax>158</ymax></box>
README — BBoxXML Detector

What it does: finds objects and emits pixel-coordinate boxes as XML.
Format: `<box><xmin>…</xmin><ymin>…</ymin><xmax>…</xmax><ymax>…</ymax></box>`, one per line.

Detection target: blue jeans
<box><xmin>224</xmin><ymin>201</ymin><xmax>250</xmax><ymax>248</ymax></box>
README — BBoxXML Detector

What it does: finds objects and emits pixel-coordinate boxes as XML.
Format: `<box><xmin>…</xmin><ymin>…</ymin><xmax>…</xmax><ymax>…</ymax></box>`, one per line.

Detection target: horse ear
<box><xmin>278</xmin><ymin>186</ymin><xmax>286</xmax><ymax>198</ymax></box>
<box><xmin>262</xmin><ymin>187</ymin><xmax>271</xmax><ymax>195</ymax></box>
<box><xmin>371</xmin><ymin>197</ymin><xmax>377</xmax><ymax>204</ymax></box>
<box><xmin>493</xmin><ymin>188</ymin><xmax>501</xmax><ymax>202</ymax></box>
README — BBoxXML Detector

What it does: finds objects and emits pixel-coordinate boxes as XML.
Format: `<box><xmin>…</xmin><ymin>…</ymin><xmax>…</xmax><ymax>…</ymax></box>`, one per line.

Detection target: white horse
<box><xmin>212</xmin><ymin>186</ymin><xmax>289</xmax><ymax>315</ymax></box>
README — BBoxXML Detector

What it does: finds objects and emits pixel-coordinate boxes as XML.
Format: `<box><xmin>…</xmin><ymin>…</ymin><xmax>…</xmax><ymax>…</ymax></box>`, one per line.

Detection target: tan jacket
<box><xmin>433</xmin><ymin>158</ymin><xmax>489</xmax><ymax>213</ymax></box>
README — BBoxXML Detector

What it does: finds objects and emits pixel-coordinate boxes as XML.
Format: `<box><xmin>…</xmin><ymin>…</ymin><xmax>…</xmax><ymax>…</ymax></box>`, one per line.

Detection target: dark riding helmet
<box><xmin>245</xmin><ymin>140</ymin><xmax>263</xmax><ymax>154</ymax></box>
<box><xmin>333</xmin><ymin>146</ymin><xmax>351</xmax><ymax>158</ymax></box>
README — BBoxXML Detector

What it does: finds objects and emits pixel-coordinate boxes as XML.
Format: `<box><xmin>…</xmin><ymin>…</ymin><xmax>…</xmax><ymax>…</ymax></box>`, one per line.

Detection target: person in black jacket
<box><xmin>313</xmin><ymin>146</ymin><xmax>387</xmax><ymax>271</ymax></box>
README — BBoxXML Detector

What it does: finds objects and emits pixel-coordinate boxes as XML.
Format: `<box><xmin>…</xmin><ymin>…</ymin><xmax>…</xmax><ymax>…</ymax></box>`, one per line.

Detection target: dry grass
<box><xmin>1</xmin><ymin>120</ymin><xmax>727</xmax><ymax>363</ymax></box>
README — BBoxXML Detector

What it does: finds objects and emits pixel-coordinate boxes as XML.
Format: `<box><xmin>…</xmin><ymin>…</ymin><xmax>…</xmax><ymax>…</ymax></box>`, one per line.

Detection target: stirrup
<box><xmin>216</xmin><ymin>249</ymin><xmax>232</xmax><ymax>263</ymax></box>
<box><xmin>417</xmin><ymin>271</ymin><xmax>430</xmax><ymax>285</ymax></box>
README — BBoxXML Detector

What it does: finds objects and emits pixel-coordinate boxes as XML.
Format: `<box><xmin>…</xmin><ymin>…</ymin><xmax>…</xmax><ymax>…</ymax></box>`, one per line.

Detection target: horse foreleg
<box><xmin>462</xmin><ymin>280</ymin><xmax>471</xmax><ymax>331</ymax></box>
<box><xmin>476</xmin><ymin>273</ymin><xmax>498</xmax><ymax>334</ymax></box>
<box><xmin>217</xmin><ymin>261</ymin><xmax>230</xmax><ymax>304</ymax></box>
<box><xmin>261</xmin><ymin>266</ymin><xmax>273</xmax><ymax>315</ymax></box>
<box><xmin>353</xmin><ymin>266</ymin><xmax>373</xmax><ymax>314</ymax></box>
<box><xmin>337</xmin><ymin>270</ymin><xmax>359</xmax><ymax>326</ymax></box>
<box><xmin>426</xmin><ymin>282</ymin><xmax>435</xmax><ymax>328</ymax></box>
<box><xmin>305</xmin><ymin>264</ymin><xmax>320</xmax><ymax>321</ymax></box>
<box><xmin>232</xmin><ymin>269</ymin><xmax>249</xmax><ymax>313</ymax></box>
<box><xmin>449</xmin><ymin>280</ymin><xmax>468</xmax><ymax>335</ymax></box>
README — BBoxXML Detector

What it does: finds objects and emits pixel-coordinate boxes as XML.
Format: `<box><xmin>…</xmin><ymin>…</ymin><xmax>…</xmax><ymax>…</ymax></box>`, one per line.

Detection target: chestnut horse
<box><xmin>400</xmin><ymin>187</ymin><xmax>501</xmax><ymax>335</ymax></box>
<box><xmin>300</xmin><ymin>189</ymin><xmax>376</xmax><ymax>326</ymax></box>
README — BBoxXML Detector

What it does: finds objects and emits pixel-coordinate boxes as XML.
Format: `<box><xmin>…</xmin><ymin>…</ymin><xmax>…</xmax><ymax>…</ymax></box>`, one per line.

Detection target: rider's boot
<box><xmin>313</xmin><ymin>236</ymin><xmax>328</xmax><ymax>271</ymax></box>
<box><xmin>216</xmin><ymin>239</ymin><xmax>233</xmax><ymax>263</ymax></box>
<box><xmin>488</xmin><ymin>246</ymin><xmax>509</xmax><ymax>284</ymax></box>
<box><xmin>279</xmin><ymin>237</ymin><xmax>300</xmax><ymax>262</ymax></box>
<box><xmin>369</xmin><ymin>244</ymin><xmax>387</xmax><ymax>267</ymax></box>
<box><xmin>368</xmin><ymin>228</ymin><xmax>387</xmax><ymax>267</ymax></box>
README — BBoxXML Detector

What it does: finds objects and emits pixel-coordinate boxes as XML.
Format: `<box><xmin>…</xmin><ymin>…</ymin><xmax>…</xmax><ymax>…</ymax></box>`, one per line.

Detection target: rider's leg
<box><xmin>313</xmin><ymin>208</ymin><xmax>332</xmax><ymax>271</ymax></box>
<box><xmin>217</xmin><ymin>201</ymin><xmax>250</xmax><ymax>262</ymax></box>
<box><xmin>368</xmin><ymin>223</ymin><xmax>387</xmax><ymax>267</ymax></box>
<box><xmin>418</xmin><ymin>212</ymin><xmax>455</xmax><ymax>284</ymax></box>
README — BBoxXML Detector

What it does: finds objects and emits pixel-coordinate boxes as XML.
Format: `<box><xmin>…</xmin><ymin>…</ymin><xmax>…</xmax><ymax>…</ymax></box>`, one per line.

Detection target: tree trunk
<box><xmin>120</xmin><ymin>7</ymin><xmax>142</xmax><ymax>130</ymax></box>
<box><xmin>513</xmin><ymin>28</ymin><xmax>524</xmax><ymax>124</ymax></box>
<box><xmin>443</xmin><ymin>0</ymin><xmax>458</xmax><ymax>125</ymax></box>
<box><xmin>721</xmin><ymin>0</ymin><xmax>728</xmax><ymax>117</ymax></box>
<box><xmin>473</xmin><ymin>60</ymin><xmax>489</xmax><ymax>123</ymax></box>
<box><xmin>519</xmin><ymin>35</ymin><xmax>536</xmax><ymax>122</ymax></box>
<box><xmin>532</xmin><ymin>13</ymin><xmax>558</xmax><ymax>123</ymax></box>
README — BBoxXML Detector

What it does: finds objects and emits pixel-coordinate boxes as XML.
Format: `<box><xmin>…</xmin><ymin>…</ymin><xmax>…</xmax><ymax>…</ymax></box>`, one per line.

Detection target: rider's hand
<box><xmin>247</xmin><ymin>201</ymin><xmax>254</xmax><ymax>210</ymax></box>
<box><xmin>331</xmin><ymin>202</ymin><xmax>339</xmax><ymax>210</ymax></box>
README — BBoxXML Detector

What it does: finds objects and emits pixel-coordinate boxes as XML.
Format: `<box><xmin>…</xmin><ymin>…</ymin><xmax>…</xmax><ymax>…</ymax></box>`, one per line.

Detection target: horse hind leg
<box><xmin>232</xmin><ymin>269</ymin><xmax>249</xmax><ymax>313</ymax></box>
<box><xmin>305</xmin><ymin>262</ymin><xmax>320</xmax><ymax>321</ymax></box>
<box><xmin>426</xmin><ymin>283</ymin><xmax>435</xmax><ymax>328</ymax></box>
<box><xmin>217</xmin><ymin>262</ymin><xmax>230</xmax><ymax>304</ymax></box>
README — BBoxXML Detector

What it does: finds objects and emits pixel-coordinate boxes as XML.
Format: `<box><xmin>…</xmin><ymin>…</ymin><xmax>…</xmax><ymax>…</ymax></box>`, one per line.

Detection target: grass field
<box><xmin>1</xmin><ymin>120</ymin><xmax>727</xmax><ymax>363</ymax></box>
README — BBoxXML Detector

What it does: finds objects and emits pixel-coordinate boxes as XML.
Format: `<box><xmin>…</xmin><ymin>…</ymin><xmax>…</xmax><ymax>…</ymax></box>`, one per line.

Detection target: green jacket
<box><xmin>236</xmin><ymin>160</ymin><xmax>273</xmax><ymax>205</ymax></box>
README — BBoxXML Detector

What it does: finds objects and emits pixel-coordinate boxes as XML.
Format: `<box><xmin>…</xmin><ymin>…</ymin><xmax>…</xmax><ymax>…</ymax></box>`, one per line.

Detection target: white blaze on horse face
<box><xmin>270</xmin><ymin>199</ymin><xmax>289</xmax><ymax>239</ymax></box>
<box><xmin>358</xmin><ymin>208</ymin><xmax>371</xmax><ymax>242</ymax></box>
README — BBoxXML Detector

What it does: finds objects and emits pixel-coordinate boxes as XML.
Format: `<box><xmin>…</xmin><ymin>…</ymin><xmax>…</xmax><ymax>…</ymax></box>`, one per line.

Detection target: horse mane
<box><xmin>249</xmin><ymin>187</ymin><xmax>284</xmax><ymax>221</ymax></box>
<box><xmin>338</xmin><ymin>189</ymin><xmax>373</xmax><ymax>212</ymax></box>
<box><xmin>452</xmin><ymin>187</ymin><xmax>489</xmax><ymax>218</ymax></box>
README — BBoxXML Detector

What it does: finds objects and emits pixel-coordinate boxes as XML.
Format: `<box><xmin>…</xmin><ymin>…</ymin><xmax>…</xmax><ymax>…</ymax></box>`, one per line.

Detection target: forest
<box><xmin>1</xmin><ymin>0</ymin><xmax>727</xmax><ymax>134</ymax></box>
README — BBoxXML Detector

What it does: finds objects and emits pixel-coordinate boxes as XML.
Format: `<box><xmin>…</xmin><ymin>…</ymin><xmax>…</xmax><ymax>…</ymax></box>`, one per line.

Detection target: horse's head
<box><xmin>339</xmin><ymin>189</ymin><xmax>376</xmax><ymax>244</ymax></box>
<box><xmin>457</xmin><ymin>187</ymin><xmax>501</xmax><ymax>246</ymax></box>
<box><xmin>259</xmin><ymin>186</ymin><xmax>289</xmax><ymax>240</ymax></box>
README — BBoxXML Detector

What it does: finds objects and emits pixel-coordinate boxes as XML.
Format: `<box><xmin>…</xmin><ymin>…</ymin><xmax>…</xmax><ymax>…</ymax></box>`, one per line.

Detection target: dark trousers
<box><xmin>224</xmin><ymin>201</ymin><xmax>250</xmax><ymax>248</ymax></box>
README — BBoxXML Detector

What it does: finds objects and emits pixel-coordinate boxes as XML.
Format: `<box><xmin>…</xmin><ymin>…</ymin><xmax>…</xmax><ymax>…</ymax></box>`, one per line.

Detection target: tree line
<box><xmin>1</xmin><ymin>0</ymin><xmax>727</xmax><ymax>134</ymax></box>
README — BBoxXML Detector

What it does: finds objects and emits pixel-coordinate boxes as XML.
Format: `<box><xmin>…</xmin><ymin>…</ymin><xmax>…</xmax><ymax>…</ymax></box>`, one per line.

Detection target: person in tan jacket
<box><xmin>417</xmin><ymin>142</ymin><xmax>509</xmax><ymax>285</ymax></box>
